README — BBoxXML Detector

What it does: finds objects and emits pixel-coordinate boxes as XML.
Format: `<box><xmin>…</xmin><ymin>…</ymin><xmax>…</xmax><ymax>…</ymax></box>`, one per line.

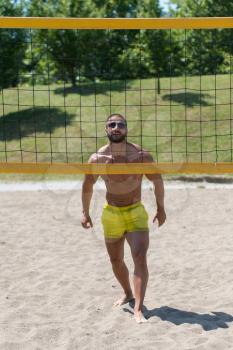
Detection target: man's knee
<box><xmin>109</xmin><ymin>256</ymin><xmax>124</xmax><ymax>268</ymax></box>
<box><xmin>132</xmin><ymin>250</ymin><xmax>147</xmax><ymax>266</ymax></box>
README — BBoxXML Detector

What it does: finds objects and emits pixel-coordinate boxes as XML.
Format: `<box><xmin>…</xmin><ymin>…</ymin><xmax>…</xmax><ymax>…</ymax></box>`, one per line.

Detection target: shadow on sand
<box><xmin>123</xmin><ymin>302</ymin><xmax>233</xmax><ymax>331</ymax></box>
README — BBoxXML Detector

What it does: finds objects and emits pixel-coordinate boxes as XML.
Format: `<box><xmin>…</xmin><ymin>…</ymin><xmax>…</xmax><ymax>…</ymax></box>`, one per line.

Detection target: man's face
<box><xmin>105</xmin><ymin>117</ymin><xmax>127</xmax><ymax>143</ymax></box>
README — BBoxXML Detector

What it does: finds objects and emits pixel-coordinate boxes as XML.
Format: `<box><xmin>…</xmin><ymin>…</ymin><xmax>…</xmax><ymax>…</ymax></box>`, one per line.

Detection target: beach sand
<box><xmin>0</xmin><ymin>183</ymin><xmax>233</xmax><ymax>349</ymax></box>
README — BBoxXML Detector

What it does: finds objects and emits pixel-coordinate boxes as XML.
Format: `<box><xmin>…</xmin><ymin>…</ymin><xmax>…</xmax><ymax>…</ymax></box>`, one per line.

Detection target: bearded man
<box><xmin>81</xmin><ymin>113</ymin><xmax>166</xmax><ymax>323</ymax></box>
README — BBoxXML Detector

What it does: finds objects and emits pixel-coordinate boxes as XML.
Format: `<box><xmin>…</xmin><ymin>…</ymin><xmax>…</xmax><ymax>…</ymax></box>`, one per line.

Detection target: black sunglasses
<box><xmin>106</xmin><ymin>121</ymin><xmax>127</xmax><ymax>129</ymax></box>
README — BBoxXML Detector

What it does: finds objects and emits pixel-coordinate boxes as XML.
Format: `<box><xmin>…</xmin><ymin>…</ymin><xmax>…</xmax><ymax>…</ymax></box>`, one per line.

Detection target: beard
<box><xmin>107</xmin><ymin>133</ymin><xmax>127</xmax><ymax>143</ymax></box>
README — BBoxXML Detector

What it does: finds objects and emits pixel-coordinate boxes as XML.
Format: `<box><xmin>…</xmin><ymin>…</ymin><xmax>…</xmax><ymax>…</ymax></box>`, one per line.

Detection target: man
<box><xmin>81</xmin><ymin>113</ymin><xmax>166</xmax><ymax>323</ymax></box>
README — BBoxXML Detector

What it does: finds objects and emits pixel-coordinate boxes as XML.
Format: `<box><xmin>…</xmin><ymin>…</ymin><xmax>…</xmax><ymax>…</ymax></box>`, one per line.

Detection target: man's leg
<box><xmin>126</xmin><ymin>231</ymin><xmax>149</xmax><ymax>322</ymax></box>
<box><xmin>105</xmin><ymin>236</ymin><xmax>134</xmax><ymax>306</ymax></box>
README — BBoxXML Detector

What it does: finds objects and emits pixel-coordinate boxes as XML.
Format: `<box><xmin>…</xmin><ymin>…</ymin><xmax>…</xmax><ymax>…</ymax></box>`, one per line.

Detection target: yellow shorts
<box><xmin>101</xmin><ymin>202</ymin><xmax>149</xmax><ymax>239</ymax></box>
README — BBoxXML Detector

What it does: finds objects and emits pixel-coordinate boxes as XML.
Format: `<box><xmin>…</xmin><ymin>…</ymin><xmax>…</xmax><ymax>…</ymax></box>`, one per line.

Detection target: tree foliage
<box><xmin>0</xmin><ymin>0</ymin><xmax>26</xmax><ymax>89</ymax></box>
<box><xmin>170</xmin><ymin>0</ymin><xmax>233</xmax><ymax>75</ymax></box>
<box><xmin>1</xmin><ymin>0</ymin><xmax>233</xmax><ymax>88</ymax></box>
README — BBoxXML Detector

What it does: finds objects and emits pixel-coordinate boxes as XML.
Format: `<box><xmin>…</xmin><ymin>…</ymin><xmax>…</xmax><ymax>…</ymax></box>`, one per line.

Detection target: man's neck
<box><xmin>109</xmin><ymin>141</ymin><xmax>127</xmax><ymax>155</ymax></box>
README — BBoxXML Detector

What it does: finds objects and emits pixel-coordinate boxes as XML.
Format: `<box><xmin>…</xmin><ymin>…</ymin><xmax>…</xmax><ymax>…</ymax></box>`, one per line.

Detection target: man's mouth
<box><xmin>107</xmin><ymin>132</ymin><xmax>126</xmax><ymax>143</ymax></box>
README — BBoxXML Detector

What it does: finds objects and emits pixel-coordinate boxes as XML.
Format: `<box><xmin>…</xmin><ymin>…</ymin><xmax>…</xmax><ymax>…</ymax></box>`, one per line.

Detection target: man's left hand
<box><xmin>153</xmin><ymin>208</ymin><xmax>166</xmax><ymax>227</ymax></box>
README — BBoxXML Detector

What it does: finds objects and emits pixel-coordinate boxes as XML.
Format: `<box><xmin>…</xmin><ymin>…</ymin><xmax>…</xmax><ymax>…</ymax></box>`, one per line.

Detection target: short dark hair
<box><xmin>106</xmin><ymin>113</ymin><xmax>127</xmax><ymax>125</ymax></box>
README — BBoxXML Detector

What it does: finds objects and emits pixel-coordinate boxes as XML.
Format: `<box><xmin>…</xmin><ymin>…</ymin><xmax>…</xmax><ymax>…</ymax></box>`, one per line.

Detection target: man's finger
<box><xmin>159</xmin><ymin>217</ymin><xmax>166</xmax><ymax>227</ymax></box>
<box><xmin>81</xmin><ymin>221</ymin><xmax>90</xmax><ymax>229</ymax></box>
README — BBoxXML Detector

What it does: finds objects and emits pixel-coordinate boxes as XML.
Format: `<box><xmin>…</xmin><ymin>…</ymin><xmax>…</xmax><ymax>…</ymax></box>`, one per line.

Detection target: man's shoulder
<box><xmin>97</xmin><ymin>144</ymin><xmax>109</xmax><ymax>154</ymax></box>
<box><xmin>127</xmin><ymin>142</ymin><xmax>147</xmax><ymax>152</ymax></box>
<box><xmin>88</xmin><ymin>145</ymin><xmax>110</xmax><ymax>163</ymax></box>
<box><xmin>127</xmin><ymin>142</ymin><xmax>153</xmax><ymax>160</ymax></box>
<box><xmin>127</xmin><ymin>142</ymin><xmax>141</xmax><ymax>151</ymax></box>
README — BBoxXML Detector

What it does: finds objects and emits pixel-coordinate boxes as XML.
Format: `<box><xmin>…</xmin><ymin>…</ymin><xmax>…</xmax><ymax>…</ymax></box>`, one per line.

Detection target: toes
<box><xmin>113</xmin><ymin>296</ymin><xmax>134</xmax><ymax>307</ymax></box>
<box><xmin>134</xmin><ymin>313</ymin><xmax>148</xmax><ymax>324</ymax></box>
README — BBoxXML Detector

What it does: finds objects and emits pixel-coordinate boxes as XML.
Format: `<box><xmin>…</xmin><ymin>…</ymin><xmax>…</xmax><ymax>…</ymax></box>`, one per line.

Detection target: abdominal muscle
<box><xmin>102</xmin><ymin>174</ymin><xmax>143</xmax><ymax>207</ymax></box>
<box><xmin>96</xmin><ymin>142</ymin><xmax>146</xmax><ymax>206</ymax></box>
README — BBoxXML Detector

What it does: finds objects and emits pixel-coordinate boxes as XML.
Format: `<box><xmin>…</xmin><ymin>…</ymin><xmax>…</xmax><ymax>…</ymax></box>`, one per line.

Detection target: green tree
<box><xmin>0</xmin><ymin>0</ymin><xmax>27</xmax><ymax>89</ymax></box>
<box><xmin>27</xmin><ymin>0</ymin><xmax>180</xmax><ymax>84</ymax></box>
<box><xmin>205</xmin><ymin>1</ymin><xmax>233</xmax><ymax>57</ymax></box>
<box><xmin>93</xmin><ymin>0</ymin><xmax>171</xmax><ymax>80</ymax></box>
<box><xmin>139</xmin><ymin>0</ymin><xmax>183</xmax><ymax>77</ymax></box>
<box><xmin>28</xmin><ymin>0</ymin><xmax>101</xmax><ymax>85</ymax></box>
<box><xmin>171</xmin><ymin>0</ymin><xmax>233</xmax><ymax>17</ymax></box>
<box><xmin>170</xmin><ymin>0</ymin><xmax>226</xmax><ymax>75</ymax></box>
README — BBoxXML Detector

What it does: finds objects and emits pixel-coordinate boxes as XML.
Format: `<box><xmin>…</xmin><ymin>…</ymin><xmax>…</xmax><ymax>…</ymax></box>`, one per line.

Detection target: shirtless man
<box><xmin>81</xmin><ymin>113</ymin><xmax>166</xmax><ymax>323</ymax></box>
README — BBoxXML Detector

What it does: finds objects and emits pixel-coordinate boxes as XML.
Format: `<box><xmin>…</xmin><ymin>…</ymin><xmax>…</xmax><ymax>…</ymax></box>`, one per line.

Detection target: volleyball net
<box><xmin>0</xmin><ymin>17</ymin><xmax>233</xmax><ymax>174</ymax></box>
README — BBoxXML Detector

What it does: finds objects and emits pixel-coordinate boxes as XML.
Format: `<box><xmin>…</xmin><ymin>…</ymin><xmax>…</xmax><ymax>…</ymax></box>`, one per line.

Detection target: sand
<box><xmin>0</xmin><ymin>182</ymin><xmax>233</xmax><ymax>350</ymax></box>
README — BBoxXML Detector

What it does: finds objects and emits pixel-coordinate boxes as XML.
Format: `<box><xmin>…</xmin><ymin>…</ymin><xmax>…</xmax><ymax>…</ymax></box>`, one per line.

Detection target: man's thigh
<box><xmin>125</xmin><ymin>231</ymin><xmax>149</xmax><ymax>257</ymax></box>
<box><xmin>105</xmin><ymin>236</ymin><xmax>125</xmax><ymax>262</ymax></box>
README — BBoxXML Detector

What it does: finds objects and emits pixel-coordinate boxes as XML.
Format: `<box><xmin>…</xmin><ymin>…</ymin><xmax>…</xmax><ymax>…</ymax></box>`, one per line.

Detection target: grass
<box><xmin>0</xmin><ymin>73</ymin><xmax>233</xmax><ymax>171</ymax></box>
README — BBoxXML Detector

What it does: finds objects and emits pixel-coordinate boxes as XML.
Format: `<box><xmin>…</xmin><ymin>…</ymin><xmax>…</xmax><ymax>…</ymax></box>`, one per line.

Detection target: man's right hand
<box><xmin>81</xmin><ymin>213</ymin><xmax>93</xmax><ymax>229</ymax></box>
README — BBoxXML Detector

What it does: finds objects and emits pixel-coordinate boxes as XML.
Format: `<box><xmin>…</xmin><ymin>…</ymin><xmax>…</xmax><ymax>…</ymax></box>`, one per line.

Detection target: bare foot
<box><xmin>134</xmin><ymin>310</ymin><xmax>148</xmax><ymax>324</ymax></box>
<box><xmin>113</xmin><ymin>295</ymin><xmax>134</xmax><ymax>307</ymax></box>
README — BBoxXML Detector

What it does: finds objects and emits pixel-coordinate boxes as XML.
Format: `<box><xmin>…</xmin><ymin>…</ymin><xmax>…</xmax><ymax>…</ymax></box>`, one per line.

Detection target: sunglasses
<box><xmin>106</xmin><ymin>121</ymin><xmax>127</xmax><ymax>129</ymax></box>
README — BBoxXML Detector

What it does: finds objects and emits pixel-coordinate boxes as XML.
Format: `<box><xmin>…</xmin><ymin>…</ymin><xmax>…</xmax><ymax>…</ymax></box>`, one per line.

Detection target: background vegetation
<box><xmin>0</xmin><ymin>0</ymin><xmax>233</xmax><ymax>168</ymax></box>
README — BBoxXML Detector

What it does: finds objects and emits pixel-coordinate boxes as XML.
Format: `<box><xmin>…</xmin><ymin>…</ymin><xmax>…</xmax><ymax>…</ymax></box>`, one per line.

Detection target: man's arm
<box><xmin>143</xmin><ymin>151</ymin><xmax>166</xmax><ymax>227</ymax></box>
<box><xmin>81</xmin><ymin>155</ymin><xmax>99</xmax><ymax>229</ymax></box>
<box><xmin>145</xmin><ymin>173</ymin><xmax>166</xmax><ymax>227</ymax></box>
